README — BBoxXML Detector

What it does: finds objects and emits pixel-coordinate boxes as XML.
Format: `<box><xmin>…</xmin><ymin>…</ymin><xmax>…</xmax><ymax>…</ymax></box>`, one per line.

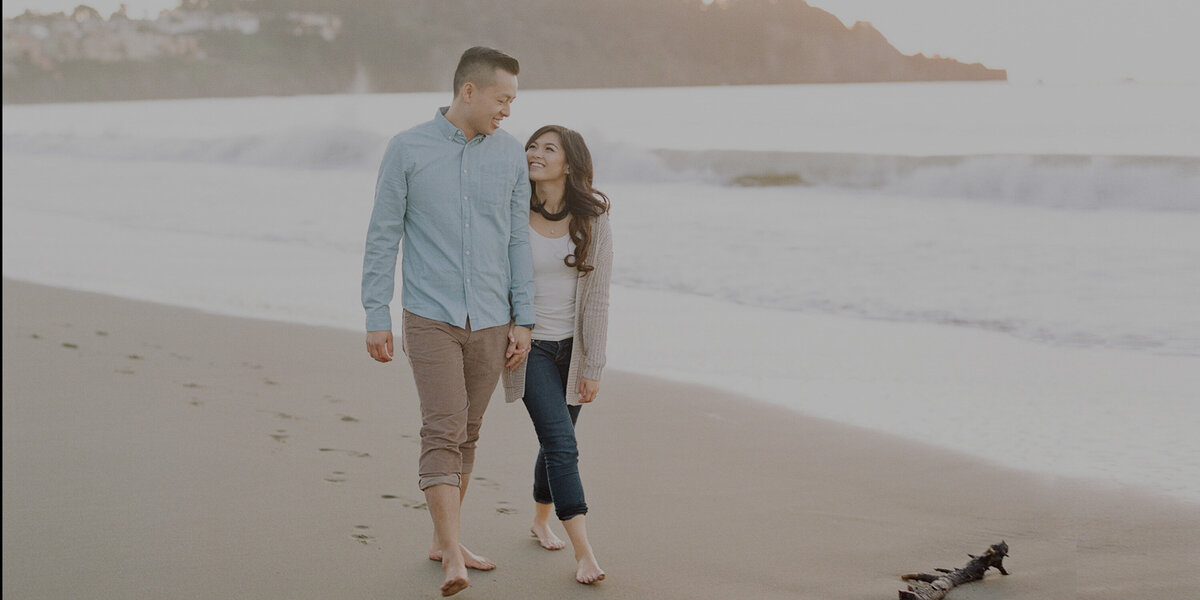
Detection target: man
<box><xmin>362</xmin><ymin>46</ymin><xmax>534</xmax><ymax>597</ymax></box>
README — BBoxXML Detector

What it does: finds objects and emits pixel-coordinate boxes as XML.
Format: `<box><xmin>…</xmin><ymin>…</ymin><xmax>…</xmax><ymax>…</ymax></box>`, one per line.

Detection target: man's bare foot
<box><xmin>530</xmin><ymin>523</ymin><xmax>566</xmax><ymax>550</ymax></box>
<box><xmin>576</xmin><ymin>554</ymin><xmax>605</xmax><ymax>584</ymax></box>
<box><xmin>429</xmin><ymin>544</ymin><xmax>496</xmax><ymax>571</ymax></box>
<box><xmin>440</xmin><ymin>566</ymin><xmax>469</xmax><ymax>597</ymax></box>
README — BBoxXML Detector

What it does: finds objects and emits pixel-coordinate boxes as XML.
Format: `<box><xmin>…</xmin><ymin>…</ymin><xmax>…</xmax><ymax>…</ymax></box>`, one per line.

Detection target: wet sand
<box><xmin>3</xmin><ymin>279</ymin><xmax>1198</xmax><ymax>599</ymax></box>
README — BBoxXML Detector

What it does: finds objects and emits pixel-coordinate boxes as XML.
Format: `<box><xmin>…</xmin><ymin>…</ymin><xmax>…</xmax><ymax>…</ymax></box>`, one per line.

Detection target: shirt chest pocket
<box><xmin>478</xmin><ymin>163</ymin><xmax>517</xmax><ymax>207</ymax></box>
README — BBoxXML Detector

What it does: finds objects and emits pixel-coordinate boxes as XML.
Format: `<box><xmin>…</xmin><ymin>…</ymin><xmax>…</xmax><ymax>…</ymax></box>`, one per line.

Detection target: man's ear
<box><xmin>460</xmin><ymin>81</ymin><xmax>475</xmax><ymax>103</ymax></box>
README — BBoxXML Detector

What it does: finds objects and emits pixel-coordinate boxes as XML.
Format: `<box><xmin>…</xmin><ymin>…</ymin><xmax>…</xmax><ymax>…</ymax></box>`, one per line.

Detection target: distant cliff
<box><xmin>2</xmin><ymin>0</ymin><xmax>1005</xmax><ymax>104</ymax></box>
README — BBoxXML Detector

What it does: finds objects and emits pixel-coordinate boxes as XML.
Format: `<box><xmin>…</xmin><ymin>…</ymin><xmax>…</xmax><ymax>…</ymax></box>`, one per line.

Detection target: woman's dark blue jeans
<box><xmin>523</xmin><ymin>338</ymin><xmax>587</xmax><ymax>521</ymax></box>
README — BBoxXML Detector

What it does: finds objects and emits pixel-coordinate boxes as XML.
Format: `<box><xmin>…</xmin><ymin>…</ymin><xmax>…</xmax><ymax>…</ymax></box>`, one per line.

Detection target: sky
<box><xmin>4</xmin><ymin>0</ymin><xmax>1199</xmax><ymax>83</ymax></box>
<box><xmin>806</xmin><ymin>0</ymin><xmax>1200</xmax><ymax>83</ymax></box>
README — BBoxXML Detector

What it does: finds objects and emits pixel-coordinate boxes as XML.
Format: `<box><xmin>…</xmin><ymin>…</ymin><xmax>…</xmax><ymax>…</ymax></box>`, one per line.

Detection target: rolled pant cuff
<box><xmin>556</xmin><ymin>503</ymin><xmax>588</xmax><ymax>521</ymax></box>
<box><xmin>419</xmin><ymin>473</ymin><xmax>462</xmax><ymax>491</ymax></box>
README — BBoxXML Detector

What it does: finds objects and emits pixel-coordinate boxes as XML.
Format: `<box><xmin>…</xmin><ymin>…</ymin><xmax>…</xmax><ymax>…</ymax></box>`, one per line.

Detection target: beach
<box><xmin>4</xmin><ymin>81</ymin><xmax>1199</xmax><ymax>598</ymax></box>
<box><xmin>5</xmin><ymin>278</ymin><xmax>1199</xmax><ymax>599</ymax></box>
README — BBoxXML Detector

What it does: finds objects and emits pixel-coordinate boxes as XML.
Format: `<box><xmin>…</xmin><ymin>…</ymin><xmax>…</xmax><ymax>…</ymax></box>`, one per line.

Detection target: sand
<box><xmin>4</xmin><ymin>278</ymin><xmax>1198</xmax><ymax>599</ymax></box>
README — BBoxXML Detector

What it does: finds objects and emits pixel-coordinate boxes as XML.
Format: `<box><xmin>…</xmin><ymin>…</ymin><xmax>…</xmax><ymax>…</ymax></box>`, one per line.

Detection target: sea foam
<box><xmin>5</xmin><ymin>129</ymin><xmax>1197</xmax><ymax>212</ymax></box>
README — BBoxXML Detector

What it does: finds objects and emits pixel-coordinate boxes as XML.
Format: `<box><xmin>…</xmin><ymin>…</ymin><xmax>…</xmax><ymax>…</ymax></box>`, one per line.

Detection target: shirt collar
<box><xmin>435</xmin><ymin>106</ymin><xmax>485</xmax><ymax>142</ymax></box>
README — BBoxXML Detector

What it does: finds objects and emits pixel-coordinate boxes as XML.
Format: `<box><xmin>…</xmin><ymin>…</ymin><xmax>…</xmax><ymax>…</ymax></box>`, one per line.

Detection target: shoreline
<box><xmin>4</xmin><ymin>236</ymin><xmax>1198</xmax><ymax>505</ymax></box>
<box><xmin>4</xmin><ymin>278</ymin><xmax>1200</xmax><ymax>598</ymax></box>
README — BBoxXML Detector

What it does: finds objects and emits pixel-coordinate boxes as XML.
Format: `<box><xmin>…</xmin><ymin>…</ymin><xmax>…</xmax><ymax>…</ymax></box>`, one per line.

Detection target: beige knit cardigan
<box><xmin>503</xmin><ymin>211</ymin><xmax>613</xmax><ymax>406</ymax></box>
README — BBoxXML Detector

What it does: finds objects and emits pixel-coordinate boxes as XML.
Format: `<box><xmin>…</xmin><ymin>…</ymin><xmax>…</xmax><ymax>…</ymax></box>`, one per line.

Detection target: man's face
<box><xmin>466</xmin><ymin>68</ymin><xmax>517</xmax><ymax>137</ymax></box>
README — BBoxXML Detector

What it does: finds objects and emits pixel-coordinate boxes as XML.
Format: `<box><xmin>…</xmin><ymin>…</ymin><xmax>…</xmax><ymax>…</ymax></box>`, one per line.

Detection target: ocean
<box><xmin>4</xmin><ymin>82</ymin><xmax>1199</xmax><ymax>501</ymax></box>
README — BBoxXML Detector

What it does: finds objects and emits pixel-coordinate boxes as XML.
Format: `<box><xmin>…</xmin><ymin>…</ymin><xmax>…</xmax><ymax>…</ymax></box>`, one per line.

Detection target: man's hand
<box><xmin>578</xmin><ymin>377</ymin><xmax>600</xmax><ymax>403</ymax></box>
<box><xmin>505</xmin><ymin>325</ymin><xmax>532</xmax><ymax>370</ymax></box>
<box><xmin>366</xmin><ymin>330</ymin><xmax>394</xmax><ymax>363</ymax></box>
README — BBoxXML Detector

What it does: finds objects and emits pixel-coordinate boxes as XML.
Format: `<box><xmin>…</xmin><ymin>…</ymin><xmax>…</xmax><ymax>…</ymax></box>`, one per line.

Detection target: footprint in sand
<box><xmin>95</xmin><ymin>330</ymin><xmax>108</xmax><ymax>336</ymax></box>
<box><xmin>62</xmin><ymin>342</ymin><xmax>78</xmax><ymax>349</ymax></box>
<box><xmin>339</xmin><ymin>415</ymin><xmax>359</xmax><ymax>423</ymax></box>
<box><xmin>402</xmin><ymin>498</ymin><xmax>429</xmax><ymax>510</ymax></box>
<box><xmin>270</xmin><ymin>430</ymin><xmax>289</xmax><ymax>443</ymax></box>
<box><xmin>472</xmin><ymin>476</ymin><xmax>500</xmax><ymax>490</ymax></box>
<box><xmin>127</xmin><ymin>354</ymin><xmax>143</xmax><ymax>360</ymax></box>
<box><xmin>183</xmin><ymin>382</ymin><xmax>203</xmax><ymax>389</ymax></box>
<box><xmin>319</xmin><ymin>448</ymin><xmax>370</xmax><ymax>458</ymax></box>
<box><xmin>351</xmin><ymin>525</ymin><xmax>375</xmax><ymax>545</ymax></box>
<box><xmin>325</xmin><ymin>471</ymin><xmax>347</xmax><ymax>484</ymax></box>
<box><xmin>263</xmin><ymin>378</ymin><xmax>279</xmax><ymax>386</ymax></box>
<box><xmin>381</xmin><ymin>495</ymin><xmax>428</xmax><ymax>510</ymax></box>
<box><xmin>30</xmin><ymin>333</ymin><xmax>41</xmax><ymax>339</ymax></box>
<box><xmin>257</xmin><ymin>410</ymin><xmax>298</xmax><ymax>420</ymax></box>
<box><xmin>495</xmin><ymin>501</ymin><xmax>516</xmax><ymax>515</ymax></box>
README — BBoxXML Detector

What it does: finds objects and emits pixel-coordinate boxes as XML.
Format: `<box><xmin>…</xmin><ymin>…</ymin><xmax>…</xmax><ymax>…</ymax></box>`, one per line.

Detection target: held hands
<box><xmin>578</xmin><ymin>377</ymin><xmax>600</xmax><ymax>403</ymax></box>
<box><xmin>366</xmin><ymin>330</ymin><xmax>394</xmax><ymax>363</ymax></box>
<box><xmin>505</xmin><ymin>325</ymin><xmax>532</xmax><ymax>371</ymax></box>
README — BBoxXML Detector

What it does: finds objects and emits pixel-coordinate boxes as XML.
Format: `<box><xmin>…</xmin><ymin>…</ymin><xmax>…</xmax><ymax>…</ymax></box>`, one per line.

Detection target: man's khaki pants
<box><xmin>402</xmin><ymin>310</ymin><xmax>509</xmax><ymax>491</ymax></box>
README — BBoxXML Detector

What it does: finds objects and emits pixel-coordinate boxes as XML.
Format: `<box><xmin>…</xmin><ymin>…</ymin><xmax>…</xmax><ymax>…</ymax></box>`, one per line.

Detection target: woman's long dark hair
<box><xmin>526</xmin><ymin>125</ymin><xmax>610</xmax><ymax>275</ymax></box>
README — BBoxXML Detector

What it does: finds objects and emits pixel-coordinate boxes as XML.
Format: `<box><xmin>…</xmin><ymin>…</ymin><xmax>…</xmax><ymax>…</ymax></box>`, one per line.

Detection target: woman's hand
<box><xmin>578</xmin><ymin>377</ymin><xmax>600</xmax><ymax>403</ymax></box>
<box><xmin>505</xmin><ymin>325</ymin><xmax>532</xmax><ymax>371</ymax></box>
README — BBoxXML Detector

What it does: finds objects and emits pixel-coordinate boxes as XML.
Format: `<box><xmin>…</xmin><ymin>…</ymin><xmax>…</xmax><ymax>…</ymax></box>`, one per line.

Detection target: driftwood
<box><xmin>898</xmin><ymin>541</ymin><xmax>1009</xmax><ymax>600</ymax></box>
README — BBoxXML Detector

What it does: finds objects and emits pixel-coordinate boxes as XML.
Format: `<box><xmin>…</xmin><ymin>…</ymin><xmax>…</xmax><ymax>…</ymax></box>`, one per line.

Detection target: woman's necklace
<box><xmin>534</xmin><ymin>202</ymin><xmax>569</xmax><ymax>234</ymax></box>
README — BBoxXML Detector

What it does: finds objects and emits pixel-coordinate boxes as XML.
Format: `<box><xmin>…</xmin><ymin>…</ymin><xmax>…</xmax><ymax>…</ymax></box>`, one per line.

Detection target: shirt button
<box><xmin>465</xmin><ymin>251</ymin><xmax>470</xmax><ymax>256</ymax></box>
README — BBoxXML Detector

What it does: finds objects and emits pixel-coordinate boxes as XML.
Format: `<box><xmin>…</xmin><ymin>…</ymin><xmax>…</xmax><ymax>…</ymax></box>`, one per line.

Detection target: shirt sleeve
<box><xmin>361</xmin><ymin>137</ymin><xmax>408</xmax><ymax>332</ymax></box>
<box><xmin>507</xmin><ymin>155</ymin><xmax>536</xmax><ymax>327</ymax></box>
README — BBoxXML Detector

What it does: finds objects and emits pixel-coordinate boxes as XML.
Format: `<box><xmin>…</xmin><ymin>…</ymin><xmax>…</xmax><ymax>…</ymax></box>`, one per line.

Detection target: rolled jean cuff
<box><xmin>556</xmin><ymin>502</ymin><xmax>588</xmax><ymax>521</ymax></box>
<box><xmin>419</xmin><ymin>473</ymin><xmax>462</xmax><ymax>491</ymax></box>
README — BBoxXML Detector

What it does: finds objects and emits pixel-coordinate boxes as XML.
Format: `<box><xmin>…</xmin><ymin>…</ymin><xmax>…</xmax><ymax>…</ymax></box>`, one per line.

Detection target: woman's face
<box><xmin>526</xmin><ymin>131</ymin><xmax>568</xmax><ymax>184</ymax></box>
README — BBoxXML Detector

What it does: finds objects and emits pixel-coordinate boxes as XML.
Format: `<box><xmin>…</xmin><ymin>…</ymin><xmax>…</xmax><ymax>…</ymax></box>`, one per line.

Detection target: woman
<box><xmin>503</xmin><ymin>125</ymin><xmax>612</xmax><ymax>584</ymax></box>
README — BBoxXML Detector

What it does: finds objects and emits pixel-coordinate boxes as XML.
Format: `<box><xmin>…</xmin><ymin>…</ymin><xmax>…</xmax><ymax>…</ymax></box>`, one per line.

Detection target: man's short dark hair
<box><xmin>453</xmin><ymin>46</ymin><xmax>520</xmax><ymax>94</ymax></box>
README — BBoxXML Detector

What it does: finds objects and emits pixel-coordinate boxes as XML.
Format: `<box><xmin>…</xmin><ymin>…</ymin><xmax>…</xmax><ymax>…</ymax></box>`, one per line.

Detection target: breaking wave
<box><xmin>5</xmin><ymin>128</ymin><xmax>1197</xmax><ymax>211</ymax></box>
<box><xmin>2</xmin><ymin>127</ymin><xmax>390</xmax><ymax>170</ymax></box>
<box><xmin>650</xmin><ymin>149</ymin><xmax>1200</xmax><ymax>212</ymax></box>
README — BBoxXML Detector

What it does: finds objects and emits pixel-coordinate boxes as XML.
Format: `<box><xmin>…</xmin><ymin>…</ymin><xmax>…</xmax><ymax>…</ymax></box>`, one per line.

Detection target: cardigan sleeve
<box><xmin>579</xmin><ymin>212</ymin><xmax>613</xmax><ymax>380</ymax></box>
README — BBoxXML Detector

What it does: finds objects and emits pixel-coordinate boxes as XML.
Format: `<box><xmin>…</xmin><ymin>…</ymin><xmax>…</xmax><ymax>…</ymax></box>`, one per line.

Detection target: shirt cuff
<box><xmin>365</xmin><ymin>307</ymin><xmax>392</xmax><ymax>332</ymax></box>
<box><xmin>512</xmin><ymin>305</ymin><xmax>536</xmax><ymax>330</ymax></box>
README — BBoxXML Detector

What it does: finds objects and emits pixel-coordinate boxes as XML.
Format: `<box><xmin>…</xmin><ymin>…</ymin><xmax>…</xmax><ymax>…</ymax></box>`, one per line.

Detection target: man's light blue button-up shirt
<box><xmin>362</xmin><ymin>107</ymin><xmax>535</xmax><ymax>332</ymax></box>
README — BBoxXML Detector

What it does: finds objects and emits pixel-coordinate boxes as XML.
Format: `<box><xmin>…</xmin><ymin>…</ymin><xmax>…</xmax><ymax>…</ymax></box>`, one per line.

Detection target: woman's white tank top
<box><xmin>529</xmin><ymin>229</ymin><xmax>577</xmax><ymax>341</ymax></box>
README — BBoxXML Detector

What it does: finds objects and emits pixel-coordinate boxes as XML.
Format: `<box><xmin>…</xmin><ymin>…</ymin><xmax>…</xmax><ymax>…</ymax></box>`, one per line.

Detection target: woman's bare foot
<box><xmin>576</xmin><ymin>553</ymin><xmax>605</xmax><ymax>584</ymax></box>
<box><xmin>530</xmin><ymin>522</ymin><xmax>566</xmax><ymax>550</ymax></box>
<box><xmin>428</xmin><ymin>543</ymin><xmax>496</xmax><ymax>571</ymax></box>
